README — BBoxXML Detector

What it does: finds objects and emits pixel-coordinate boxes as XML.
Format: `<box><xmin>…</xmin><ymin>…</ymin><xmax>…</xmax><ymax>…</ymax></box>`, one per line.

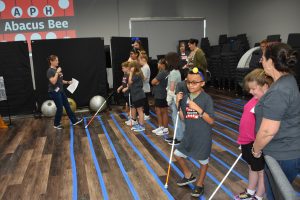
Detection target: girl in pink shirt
<box><xmin>235</xmin><ymin>69</ymin><xmax>273</xmax><ymax>200</ymax></box>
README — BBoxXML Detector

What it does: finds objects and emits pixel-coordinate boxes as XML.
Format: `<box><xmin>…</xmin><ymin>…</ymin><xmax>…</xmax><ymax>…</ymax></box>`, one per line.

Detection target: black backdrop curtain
<box><xmin>31</xmin><ymin>37</ymin><xmax>107</xmax><ymax>110</ymax></box>
<box><xmin>0</xmin><ymin>41</ymin><xmax>35</xmax><ymax>115</ymax></box>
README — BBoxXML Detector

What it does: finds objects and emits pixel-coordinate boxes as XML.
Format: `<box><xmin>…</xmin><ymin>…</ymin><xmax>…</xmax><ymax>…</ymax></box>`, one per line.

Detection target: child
<box><xmin>151</xmin><ymin>58</ymin><xmax>169</xmax><ymax>136</ymax></box>
<box><xmin>174</xmin><ymin>67</ymin><xmax>214</xmax><ymax>198</ymax></box>
<box><xmin>138</xmin><ymin>54</ymin><xmax>151</xmax><ymax>120</ymax></box>
<box><xmin>128</xmin><ymin>60</ymin><xmax>146</xmax><ymax>132</ymax></box>
<box><xmin>164</xmin><ymin>52</ymin><xmax>183</xmax><ymax>145</ymax></box>
<box><xmin>116</xmin><ymin>61</ymin><xmax>134</xmax><ymax>125</ymax></box>
<box><xmin>235</xmin><ymin>68</ymin><xmax>273</xmax><ymax>200</ymax></box>
<box><xmin>128</xmin><ymin>48</ymin><xmax>139</xmax><ymax>62</ymax></box>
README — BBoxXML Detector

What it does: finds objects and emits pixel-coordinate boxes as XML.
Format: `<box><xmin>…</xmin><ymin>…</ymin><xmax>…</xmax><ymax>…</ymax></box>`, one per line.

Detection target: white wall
<box><xmin>74</xmin><ymin>0</ymin><xmax>229</xmax><ymax>46</ymax></box>
<box><xmin>228</xmin><ymin>0</ymin><xmax>300</xmax><ymax>47</ymax></box>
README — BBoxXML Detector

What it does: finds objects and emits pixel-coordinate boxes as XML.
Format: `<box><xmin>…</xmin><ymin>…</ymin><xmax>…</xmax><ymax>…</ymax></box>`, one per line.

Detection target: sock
<box><xmin>255</xmin><ymin>195</ymin><xmax>263</xmax><ymax>200</ymax></box>
<box><xmin>247</xmin><ymin>188</ymin><xmax>255</xmax><ymax>196</ymax></box>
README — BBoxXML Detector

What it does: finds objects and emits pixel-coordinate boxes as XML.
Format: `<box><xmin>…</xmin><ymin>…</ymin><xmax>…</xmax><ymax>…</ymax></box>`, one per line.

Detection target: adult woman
<box><xmin>185</xmin><ymin>39</ymin><xmax>208</xmax><ymax>80</ymax></box>
<box><xmin>252</xmin><ymin>43</ymin><xmax>300</xmax><ymax>199</ymax></box>
<box><xmin>47</xmin><ymin>55</ymin><xmax>82</xmax><ymax>129</ymax></box>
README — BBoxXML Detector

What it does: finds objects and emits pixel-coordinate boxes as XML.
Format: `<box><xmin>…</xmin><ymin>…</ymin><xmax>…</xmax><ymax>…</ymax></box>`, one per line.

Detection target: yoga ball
<box><xmin>89</xmin><ymin>95</ymin><xmax>106</xmax><ymax>112</ymax></box>
<box><xmin>63</xmin><ymin>98</ymin><xmax>77</xmax><ymax>115</ymax></box>
<box><xmin>41</xmin><ymin>100</ymin><xmax>57</xmax><ymax>117</ymax></box>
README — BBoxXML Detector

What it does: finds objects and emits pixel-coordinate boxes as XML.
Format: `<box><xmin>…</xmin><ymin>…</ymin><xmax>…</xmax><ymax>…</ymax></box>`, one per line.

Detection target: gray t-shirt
<box><xmin>47</xmin><ymin>68</ymin><xmax>63</xmax><ymax>92</ymax></box>
<box><xmin>167</xmin><ymin>69</ymin><xmax>181</xmax><ymax>91</ymax></box>
<box><xmin>130</xmin><ymin>74</ymin><xmax>145</xmax><ymax>102</ymax></box>
<box><xmin>141</xmin><ymin>64</ymin><xmax>151</xmax><ymax>93</ymax></box>
<box><xmin>255</xmin><ymin>74</ymin><xmax>300</xmax><ymax>160</ymax></box>
<box><xmin>175</xmin><ymin>80</ymin><xmax>189</xmax><ymax>95</ymax></box>
<box><xmin>177</xmin><ymin>92</ymin><xmax>214</xmax><ymax>160</ymax></box>
<box><xmin>122</xmin><ymin>74</ymin><xmax>129</xmax><ymax>97</ymax></box>
<box><xmin>152</xmin><ymin>70</ymin><xmax>169</xmax><ymax>99</ymax></box>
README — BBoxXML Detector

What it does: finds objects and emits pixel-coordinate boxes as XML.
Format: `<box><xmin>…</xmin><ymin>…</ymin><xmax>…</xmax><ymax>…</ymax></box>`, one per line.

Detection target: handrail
<box><xmin>264</xmin><ymin>155</ymin><xmax>297</xmax><ymax>200</ymax></box>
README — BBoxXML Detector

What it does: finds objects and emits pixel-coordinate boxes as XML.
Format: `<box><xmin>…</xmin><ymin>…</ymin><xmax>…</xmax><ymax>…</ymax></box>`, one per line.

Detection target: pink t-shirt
<box><xmin>237</xmin><ymin>97</ymin><xmax>258</xmax><ymax>145</ymax></box>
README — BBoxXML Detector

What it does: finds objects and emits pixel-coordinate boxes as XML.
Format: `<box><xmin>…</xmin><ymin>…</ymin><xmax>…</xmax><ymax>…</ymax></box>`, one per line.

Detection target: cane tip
<box><xmin>85</xmin><ymin>125</ymin><xmax>88</xmax><ymax>129</ymax></box>
<box><xmin>164</xmin><ymin>184</ymin><xmax>168</xmax><ymax>189</ymax></box>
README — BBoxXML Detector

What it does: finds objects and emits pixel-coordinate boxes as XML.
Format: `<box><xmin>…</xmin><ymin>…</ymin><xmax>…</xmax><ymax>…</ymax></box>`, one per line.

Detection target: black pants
<box><xmin>143</xmin><ymin>92</ymin><xmax>150</xmax><ymax>116</ymax></box>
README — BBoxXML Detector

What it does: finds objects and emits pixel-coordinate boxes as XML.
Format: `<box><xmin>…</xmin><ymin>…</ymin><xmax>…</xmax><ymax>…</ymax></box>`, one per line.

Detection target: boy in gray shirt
<box><xmin>174</xmin><ymin>67</ymin><xmax>214</xmax><ymax>198</ymax></box>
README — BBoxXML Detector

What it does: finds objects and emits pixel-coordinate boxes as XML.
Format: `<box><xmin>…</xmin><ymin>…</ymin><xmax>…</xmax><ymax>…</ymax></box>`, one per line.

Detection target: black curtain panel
<box><xmin>0</xmin><ymin>41</ymin><xmax>35</xmax><ymax>115</ymax></box>
<box><xmin>31</xmin><ymin>37</ymin><xmax>107</xmax><ymax>109</ymax></box>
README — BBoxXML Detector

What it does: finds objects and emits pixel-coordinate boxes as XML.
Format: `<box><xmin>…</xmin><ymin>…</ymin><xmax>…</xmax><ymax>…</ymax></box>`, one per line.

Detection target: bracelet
<box><xmin>251</xmin><ymin>146</ymin><xmax>262</xmax><ymax>158</ymax></box>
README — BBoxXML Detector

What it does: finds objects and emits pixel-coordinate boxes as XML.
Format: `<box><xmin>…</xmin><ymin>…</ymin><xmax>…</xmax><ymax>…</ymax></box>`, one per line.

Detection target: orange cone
<box><xmin>0</xmin><ymin>116</ymin><xmax>8</xmax><ymax>128</ymax></box>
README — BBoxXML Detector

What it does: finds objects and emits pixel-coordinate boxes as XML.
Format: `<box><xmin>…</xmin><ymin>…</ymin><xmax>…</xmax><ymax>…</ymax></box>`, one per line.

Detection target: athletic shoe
<box><xmin>168</xmin><ymin>139</ymin><xmax>181</xmax><ymax>146</ymax></box>
<box><xmin>54</xmin><ymin>124</ymin><xmax>64</xmax><ymax>129</ymax></box>
<box><xmin>144</xmin><ymin>114</ymin><xmax>150</xmax><ymax>120</ymax></box>
<box><xmin>164</xmin><ymin>137</ymin><xmax>173</xmax><ymax>142</ymax></box>
<box><xmin>191</xmin><ymin>186</ymin><xmax>204</xmax><ymax>197</ymax></box>
<box><xmin>152</xmin><ymin>126</ymin><xmax>163</xmax><ymax>134</ymax></box>
<box><xmin>176</xmin><ymin>174</ymin><xmax>196</xmax><ymax>186</ymax></box>
<box><xmin>234</xmin><ymin>190</ymin><xmax>254</xmax><ymax>200</ymax></box>
<box><xmin>73</xmin><ymin>118</ymin><xmax>83</xmax><ymax>126</ymax></box>
<box><xmin>126</xmin><ymin>119</ymin><xmax>138</xmax><ymax>126</ymax></box>
<box><xmin>155</xmin><ymin>128</ymin><xmax>169</xmax><ymax>136</ymax></box>
<box><xmin>133</xmin><ymin>124</ymin><xmax>145</xmax><ymax>132</ymax></box>
<box><xmin>131</xmin><ymin>124</ymin><xmax>140</xmax><ymax>130</ymax></box>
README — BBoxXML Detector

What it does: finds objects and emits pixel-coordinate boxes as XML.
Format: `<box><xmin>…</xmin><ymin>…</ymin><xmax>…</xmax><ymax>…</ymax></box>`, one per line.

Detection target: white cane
<box><xmin>128</xmin><ymin>92</ymin><xmax>132</xmax><ymax>127</ymax></box>
<box><xmin>208</xmin><ymin>153</ymin><xmax>242</xmax><ymax>200</ymax></box>
<box><xmin>164</xmin><ymin>108</ymin><xmax>180</xmax><ymax>189</ymax></box>
<box><xmin>85</xmin><ymin>92</ymin><xmax>115</xmax><ymax>129</ymax></box>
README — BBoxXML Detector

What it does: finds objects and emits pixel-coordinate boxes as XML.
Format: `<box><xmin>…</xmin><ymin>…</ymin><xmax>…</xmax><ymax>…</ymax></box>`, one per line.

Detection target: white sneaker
<box><xmin>126</xmin><ymin>119</ymin><xmax>138</xmax><ymax>126</ymax></box>
<box><xmin>152</xmin><ymin>126</ymin><xmax>163</xmax><ymax>134</ymax></box>
<box><xmin>144</xmin><ymin>114</ymin><xmax>150</xmax><ymax>120</ymax></box>
<box><xmin>155</xmin><ymin>128</ymin><xmax>169</xmax><ymax>136</ymax></box>
<box><xmin>131</xmin><ymin>124</ymin><xmax>140</xmax><ymax>130</ymax></box>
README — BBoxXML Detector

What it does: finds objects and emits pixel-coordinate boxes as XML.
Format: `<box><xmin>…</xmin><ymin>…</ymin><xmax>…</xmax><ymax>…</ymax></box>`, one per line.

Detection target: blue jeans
<box><xmin>49</xmin><ymin>91</ymin><xmax>77</xmax><ymax>126</ymax></box>
<box><xmin>264</xmin><ymin>157</ymin><xmax>300</xmax><ymax>200</ymax></box>
<box><xmin>171</xmin><ymin>102</ymin><xmax>185</xmax><ymax>141</ymax></box>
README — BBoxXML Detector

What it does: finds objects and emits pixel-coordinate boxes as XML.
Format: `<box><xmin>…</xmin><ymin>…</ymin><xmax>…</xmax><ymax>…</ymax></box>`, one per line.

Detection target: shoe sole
<box><xmin>168</xmin><ymin>142</ymin><xmax>180</xmax><ymax>146</ymax></box>
<box><xmin>191</xmin><ymin>192</ymin><xmax>203</xmax><ymax>197</ymax></box>
<box><xmin>73</xmin><ymin>119</ymin><xmax>83</xmax><ymax>126</ymax></box>
<box><xmin>155</xmin><ymin>133</ymin><xmax>169</xmax><ymax>136</ymax></box>
<box><xmin>53</xmin><ymin>126</ymin><xmax>63</xmax><ymax>130</ymax></box>
<box><xmin>177</xmin><ymin>178</ymin><xmax>196</xmax><ymax>186</ymax></box>
<box><xmin>134</xmin><ymin>129</ymin><xmax>145</xmax><ymax>132</ymax></box>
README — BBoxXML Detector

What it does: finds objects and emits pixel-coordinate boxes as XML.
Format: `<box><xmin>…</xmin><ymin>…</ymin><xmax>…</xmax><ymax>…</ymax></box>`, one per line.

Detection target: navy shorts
<box><xmin>155</xmin><ymin>98</ymin><xmax>168</xmax><ymax>108</ymax></box>
<box><xmin>132</xmin><ymin>98</ymin><xmax>145</xmax><ymax>108</ymax></box>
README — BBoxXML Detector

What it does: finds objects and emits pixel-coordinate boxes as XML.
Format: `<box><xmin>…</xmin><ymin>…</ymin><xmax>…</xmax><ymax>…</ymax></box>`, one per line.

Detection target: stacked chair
<box><xmin>287</xmin><ymin>33</ymin><xmax>300</xmax><ymax>87</ymax></box>
<box><xmin>267</xmin><ymin>34</ymin><xmax>281</xmax><ymax>42</ymax></box>
<box><xmin>209</xmin><ymin>45</ymin><xmax>222</xmax><ymax>89</ymax></box>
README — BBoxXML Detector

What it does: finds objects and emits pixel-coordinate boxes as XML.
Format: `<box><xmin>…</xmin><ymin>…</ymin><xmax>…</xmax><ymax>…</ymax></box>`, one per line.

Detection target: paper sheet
<box><xmin>67</xmin><ymin>78</ymin><xmax>79</xmax><ymax>94</ymax></box>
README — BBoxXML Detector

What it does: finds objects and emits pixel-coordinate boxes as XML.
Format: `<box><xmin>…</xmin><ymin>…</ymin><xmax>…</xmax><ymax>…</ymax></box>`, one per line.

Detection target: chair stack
<box><xmin>220</xmin><ymin>41</ymin><xmax>242</xmax><ymax>91</ymax></box>
<box><xmin>209</xmin><ymin>45</ymin><xmax>222</xmax><ymax>89</ymax></box>
<box><xmin>287</xmin><ymin>33</ymin><xmax>300</xmax><ymax>87</ymax></box>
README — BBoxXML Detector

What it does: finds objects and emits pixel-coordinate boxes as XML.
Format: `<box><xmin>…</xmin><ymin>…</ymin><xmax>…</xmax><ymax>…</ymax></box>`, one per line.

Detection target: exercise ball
<box><xmin>63</xmin><ymin>98</ymin><xmax>77</xmax><ymax>115</ymax></box>
<box><xmin>89</xmin><ymin>95</ymin><xmax>106</xmax><ymax>112</ymax></box>
<box><xmin>41</xmin><ymin>100</ymin><xmax>57</xmax><ymax>117</ymax></box>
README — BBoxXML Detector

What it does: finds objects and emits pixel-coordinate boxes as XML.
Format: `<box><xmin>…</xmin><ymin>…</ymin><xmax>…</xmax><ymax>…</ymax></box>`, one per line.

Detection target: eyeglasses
<box><xmin>185</xmin><ymin>80</ymin><xmax>204</xmax><ymax>86</ymax></box>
